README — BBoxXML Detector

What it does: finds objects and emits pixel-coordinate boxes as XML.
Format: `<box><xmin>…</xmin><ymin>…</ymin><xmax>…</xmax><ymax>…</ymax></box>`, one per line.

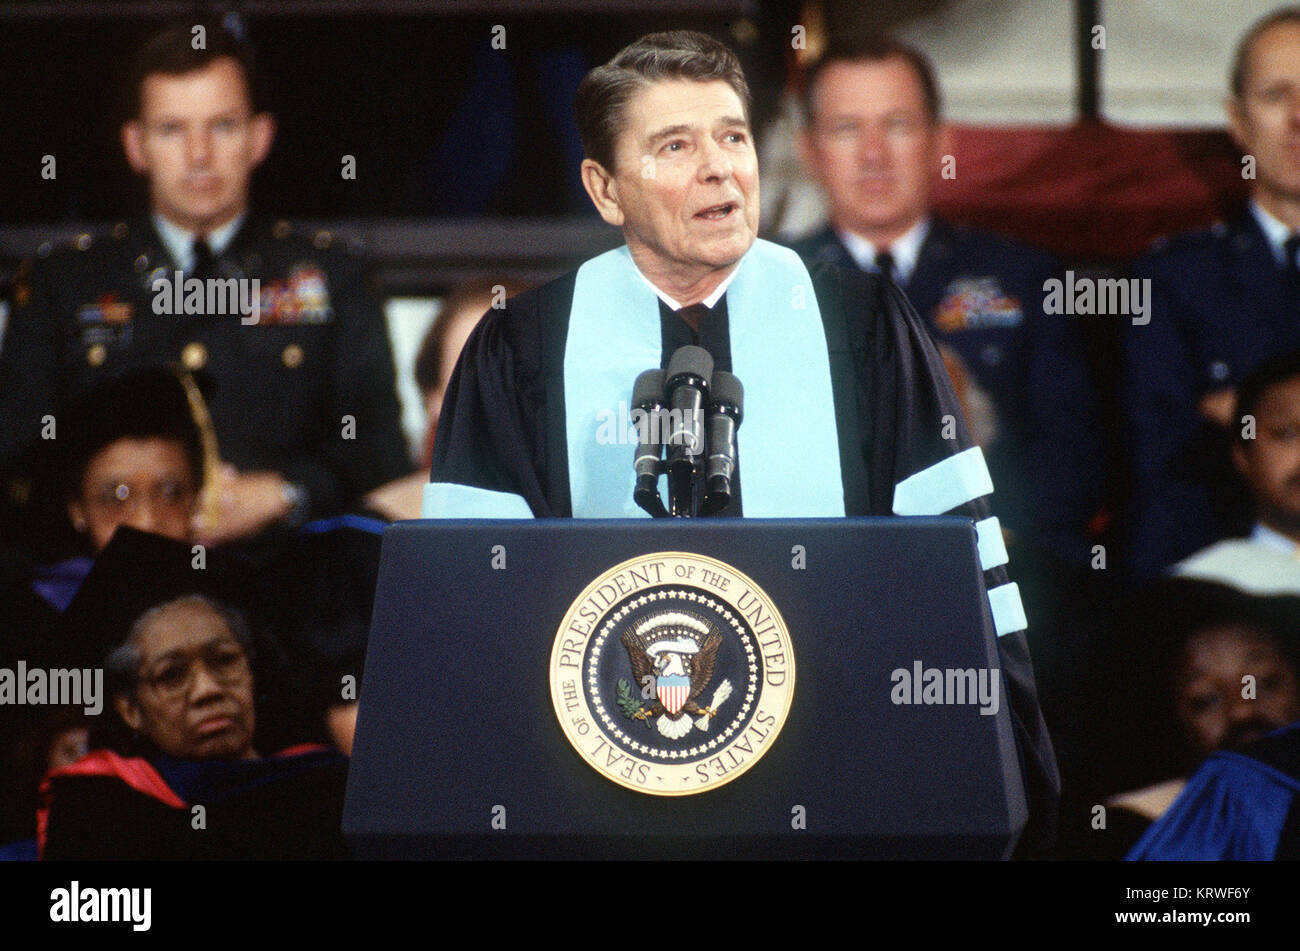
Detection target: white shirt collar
<box><xmin>836</xmin><ymin>218</ymin><xmax>930</xmax><ymax>285</ymax></box>
<box><xmin>632</xmin><ymin>258</ymin><xmax>741</xmax><ymax>312</ymax></box>
<box><xmin>1251</xmin><ymin>522</ymin><xmax>1300</xmax><ymax>555</ymax></box>
<box><xmin>1249</xmin><ymin>199</ymin><xmax>1294</xmax><ymax>267</ymax></box>
<box><xmin>152</xmin><ymin>212</ymin><xmax>245</xmax><ymax>272</ymax></box>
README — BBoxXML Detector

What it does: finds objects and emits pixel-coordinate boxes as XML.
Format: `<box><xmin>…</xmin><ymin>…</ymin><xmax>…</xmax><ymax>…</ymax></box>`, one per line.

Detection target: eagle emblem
<box><xmin>619</xmin><ymin>611</ymin><xmax>733</xmax><ymax>739</ymax></box>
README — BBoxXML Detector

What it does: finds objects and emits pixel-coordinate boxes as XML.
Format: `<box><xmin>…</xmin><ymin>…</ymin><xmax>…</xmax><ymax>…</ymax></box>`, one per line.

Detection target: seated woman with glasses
<box><xmin>0</xmin><ymin>367</ymin><xmax>212</xmax><ymax>858</ymax></box>
<box><xmin>38</xmin><ymin>586</ymin><xmax>349</xmax><ymax>860</ymax></box>
<box><xmin>2</xmin><ymin>365</ymin><xmax>207</xmax><ymax>685</ymax></box>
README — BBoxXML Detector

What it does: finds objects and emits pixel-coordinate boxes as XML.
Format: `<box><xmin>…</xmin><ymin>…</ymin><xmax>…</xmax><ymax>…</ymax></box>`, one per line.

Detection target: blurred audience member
<box><xmin>1076</xmin><ymin>579</ymin><xmax>1300</xmax><ymax>858</ymax></box>
<box><xmin>0</xmin><ymin>18</ymin><xmax>411</xmax><ymax>554</ymax></box>
<box><xmin>39</xmin><ymin>530</ymin><xmax>347</xmax><ymax>860</ymax></box>
<box><xmin>61</xmin><ymin>366</ymin><xmax>208</xmax><ymax>559</ymax></box>
<box><xmin>275</xmin><ymin>513</ymin><xmax>385</xmax><ymax>756</ymax></box>
<box><xmin>0</xmin><ymin>708</ymin><xmax>87</xmax><ymax>860</ymax></box>
<box><xmin>1127</xmin><ymin>720</ymin><xmax>1300</xmax><ymax>860</ymax></box>
<box><xmin>789</xmin><ymin>33</ymin><xmax>1104</xmax><ymax>564</ymax></box>
<box><xmin>365</xmin><ymin>278</ymin><xmax>525</xmax><ymax>521</ymax></box>
<box><xmin>1176</xmin><ymin>350</ymin><xmax>1300</xmax><ymax>594</ymax></box>
<box><xmin>0</xmin><ymin>367</ymin><xmax>212</xmax><ymax>781</ymax></box>
<box><xmin>1125</xmin><ymin>8</ymin><xmax>1300</xmax><ymax>576</ymax></box>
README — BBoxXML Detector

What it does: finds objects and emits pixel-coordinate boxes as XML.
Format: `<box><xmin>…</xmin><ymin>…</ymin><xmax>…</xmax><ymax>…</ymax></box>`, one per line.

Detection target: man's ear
<box><xmin>249</xmin><ymin>112</ymin><xmax>275</xmax><ymax>168</ymax></box>
<box><xmin>935</xmin><ymin>121</ymin><xmax>954</xmax><ymax>165</ymax></box>
<box><xmin>1226</xmin><ymin>96</ymin><xmax>1250</xmax><ymax>153</ymax></box>
<box><xmin>1233</xmin><ymin>439</ymin><xmax>1251</xmax><ymax>479</ymax></box>
<box><xmin>114</xmin><ymin>694</ymin><xmax>143</xmax><ymax>733</ymax></box>
<box><xmin>67</xmin><ymin>499</ymin><xmax>87</xmax><ymax>533</ymax></box>
<box><xmin>795</xmin><ymin>127</ymin><xmax>820</xmax><ymax>182</ymax></box>
<box><xmin>581</xmin><ymin>158</ymin><xmax>625</xmax><ymax>227</ymax></box>
<box><xmin>122</xmin><ymin>120</ymin><xmax>148</xmax><ymax>174</ymax></box>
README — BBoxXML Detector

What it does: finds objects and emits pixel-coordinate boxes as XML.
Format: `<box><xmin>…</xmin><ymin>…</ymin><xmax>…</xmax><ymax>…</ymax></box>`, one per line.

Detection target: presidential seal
<box><xmin>549</xmin><ymin>552</ymin><xmax>794</xmax><ymax>796</ymax></box>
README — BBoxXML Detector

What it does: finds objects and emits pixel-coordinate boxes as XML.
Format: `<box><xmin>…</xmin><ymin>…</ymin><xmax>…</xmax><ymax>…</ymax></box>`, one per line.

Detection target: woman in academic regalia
<box><xmin>38</xmin><ymin>530</ymin><xmax>349</xmax><ymax>861</ymax></box>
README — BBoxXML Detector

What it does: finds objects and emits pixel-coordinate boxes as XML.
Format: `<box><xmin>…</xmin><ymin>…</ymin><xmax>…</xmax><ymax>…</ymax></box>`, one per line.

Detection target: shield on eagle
<box><xmin>657</xmin><ymin>674</ymin><xmax>690</xmax><ymax>715</ymax></box>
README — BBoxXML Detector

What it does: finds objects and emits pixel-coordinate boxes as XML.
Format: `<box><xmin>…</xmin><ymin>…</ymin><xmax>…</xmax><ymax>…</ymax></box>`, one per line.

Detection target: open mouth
<box><xmin>695</xmin><ymin>202</ymin><xmax>736</xmax><ymax>221</ymax></box>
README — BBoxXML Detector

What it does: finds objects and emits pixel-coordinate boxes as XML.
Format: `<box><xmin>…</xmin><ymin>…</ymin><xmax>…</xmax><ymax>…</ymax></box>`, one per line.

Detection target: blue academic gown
<box><xmin>1127</xmin><ymin>722</ymin><xmax>1300</xmax><ymax>860</ymax></box>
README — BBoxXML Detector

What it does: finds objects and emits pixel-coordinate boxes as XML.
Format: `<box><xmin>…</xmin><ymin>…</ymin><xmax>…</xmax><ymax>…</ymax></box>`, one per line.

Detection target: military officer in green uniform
<box><xmin>0</xmin><ymin>20</ymin><xmax>412</xmax><ymax>547</ymax></box>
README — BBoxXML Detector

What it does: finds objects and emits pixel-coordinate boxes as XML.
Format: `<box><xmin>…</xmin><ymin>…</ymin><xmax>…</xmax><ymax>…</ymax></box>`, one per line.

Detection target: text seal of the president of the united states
<box><xmin>549</xmin><ymin>552</ymin><xmax>794</xmax><ymax>796</ymax></box>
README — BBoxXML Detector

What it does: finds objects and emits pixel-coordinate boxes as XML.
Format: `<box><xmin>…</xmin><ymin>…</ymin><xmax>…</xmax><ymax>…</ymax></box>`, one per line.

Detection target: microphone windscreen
<box><xmin>666</xmin><ymin>345</ymin><xmax>713</xmax><ymax>385</ymax></box>
<box><xmin>711</xmin><ymin>371</ymin><xmax>743</xmax><ymax>410</ymax></box>
<box><xmin>633</xmin><ymin>369</ymin><xmax>666</xmax><ymax>407</ymax></box>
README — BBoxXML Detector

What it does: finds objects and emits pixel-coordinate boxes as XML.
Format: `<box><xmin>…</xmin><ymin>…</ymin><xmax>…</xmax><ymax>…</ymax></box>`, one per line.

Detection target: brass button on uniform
<box><xmin>282</xmin><ymin>343</ymin><xmax>304</xmax><ymax>368</ymax></box>
<box><xmin>86</xmin><ymin>344</ymin><xmax>106</xmax><ymax>367</ymax></box>
<box><xmin>181</xmin><ymin>341</ymin><xmax>207</xmax><ymax>370</ymax></box>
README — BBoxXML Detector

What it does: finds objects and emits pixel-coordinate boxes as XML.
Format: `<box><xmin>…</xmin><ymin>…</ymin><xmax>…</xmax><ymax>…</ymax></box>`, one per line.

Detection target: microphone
<box><xmin>664</xmin><ymin>346</ymin><xmax>712</xmax><ymax>517</ymax></box>
<box><xmin>702</xmin><ymin>370</ymin><xmax>743</xmax><ymax>515</ymax></box>
<box><xmin>631</xmin><ymin>369</ymin><xmax>668</xmax><ymax>518</ymax></box>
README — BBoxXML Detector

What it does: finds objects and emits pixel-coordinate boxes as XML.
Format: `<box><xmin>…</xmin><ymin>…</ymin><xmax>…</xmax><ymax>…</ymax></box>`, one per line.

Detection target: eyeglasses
<box><xmin>87</xmin><ymin>479</ymin><xmax>195</xmax><ymax>512</ymax></box>
<box><xmin>137</xmin><ymin>640</ymin><xmax>251</xmax><ymax>699</ymax></box>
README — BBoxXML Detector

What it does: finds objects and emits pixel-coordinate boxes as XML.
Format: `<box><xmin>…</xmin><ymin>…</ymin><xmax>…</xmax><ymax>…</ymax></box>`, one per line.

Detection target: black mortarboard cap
<box><xmin>53</xmin><ymin>526</ymin><xmax>270</xmax><ymax>671</ymax></box>
<box><xmin>58</xmin><ymin>364</ymin><xmax>217</xmax><ymax>502</ymax></box>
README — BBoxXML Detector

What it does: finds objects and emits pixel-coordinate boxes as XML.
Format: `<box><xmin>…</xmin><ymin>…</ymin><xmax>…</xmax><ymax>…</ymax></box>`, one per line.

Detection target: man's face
<box><xmin>582</xmin><ymin>79</ymin><xmax>759</xmax><ymax>292</ymax></box>
<box><xmin>69</xmin><ymin>437</ymin><xmax>198</xmax><ymax>552</ymax></box>
<box><xmin>121</xmin><ymin>57</ymin><xmax>273</xmax><ymax>234</ymax></box>
<box><xmin>1235</xmin><ymin>376</ymin><xmax>1300</xmax><ymax>534</ymax></box>
<box><xmin>115</xmin><ymin>599</ymin><xmax>257</xmax><ymax>760</ymax></box>
<box><xmin>1174</xmin><ymin>624</ymin><xmax>1300</xmax><ymax>761</ymax></box>
<box><xmin>1229</xmin><ymin>22</ymin><xmax>1300</xmax><ymax>209</ymax></box>
<box><xmin>799</xmin><ymin>57</ymin><xmax>947</xmax><ymax>242</ymax></box>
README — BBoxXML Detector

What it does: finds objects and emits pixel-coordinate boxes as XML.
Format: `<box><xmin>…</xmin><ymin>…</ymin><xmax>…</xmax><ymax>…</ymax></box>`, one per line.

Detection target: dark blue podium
<box><xmin>343</xmin><ymin>517</ymin><xmax>1026</xmax><ymax>859</ymax></box>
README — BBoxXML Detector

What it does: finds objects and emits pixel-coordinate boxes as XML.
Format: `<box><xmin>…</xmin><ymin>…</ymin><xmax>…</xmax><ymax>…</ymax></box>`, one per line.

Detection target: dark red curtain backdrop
<box><xmin>932</xmin><ymin>123</ymin><xmax>1251</xmax><ymax>263</ymax></box>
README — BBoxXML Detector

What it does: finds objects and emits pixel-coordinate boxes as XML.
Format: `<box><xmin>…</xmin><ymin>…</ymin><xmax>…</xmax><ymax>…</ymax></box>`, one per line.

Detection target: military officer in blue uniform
<box><xmin>1124</xmin><ymin>8</ymin><xmax>1300</xmax><ymax>577</ymax></box>
<box><xmin>788</xmin><ymin>35</ymin><xmax>1104</xmax><ymax>564</ymax></box>
<box><xmin>0</xmin><ymin>20</ymin><xmax>411</xmax><ymax>548</ymax></box>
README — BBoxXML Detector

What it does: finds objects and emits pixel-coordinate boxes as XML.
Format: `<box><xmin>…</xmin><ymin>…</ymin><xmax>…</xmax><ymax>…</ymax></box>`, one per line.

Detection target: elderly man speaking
<box><xmin>426</xmin><ymin>30</ymin><xmax>1057</xmax><ymax>858</ymax></box>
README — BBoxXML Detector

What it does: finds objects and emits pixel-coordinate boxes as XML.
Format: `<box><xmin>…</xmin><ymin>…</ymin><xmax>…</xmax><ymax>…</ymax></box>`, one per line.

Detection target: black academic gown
<box><xmin>431</xmin><ymin>257</ymin><xmax>1060</xmax><ymax>858</ymax></box>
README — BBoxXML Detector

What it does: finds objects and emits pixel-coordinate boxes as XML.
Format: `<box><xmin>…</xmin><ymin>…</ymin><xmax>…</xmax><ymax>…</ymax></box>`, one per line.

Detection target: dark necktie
<box><xmin>191</xmin><ymin>237</ymin><xmax>216</xmax><ymax>282</ymax></box>
<box><xmin>1284</xmin><ymin>232</ymin><xmax>1294</xmax><ymax>302</ymax></box>
<box><xmin>874</xmin><ymin>249</ymin><xmax>896</xmax><ymax>284</ymax></box>
<box><xmin>677</xmin><ymin>302</ymin><xmax>711</xmax><ymax>334</ymax></box>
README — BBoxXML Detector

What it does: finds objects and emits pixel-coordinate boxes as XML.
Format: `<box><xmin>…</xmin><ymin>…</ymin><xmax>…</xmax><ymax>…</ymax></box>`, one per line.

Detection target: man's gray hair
<box><xmin>574</xmin><ymin>30</ymin><xmax>751</xmax><ymax>173</ymax></box>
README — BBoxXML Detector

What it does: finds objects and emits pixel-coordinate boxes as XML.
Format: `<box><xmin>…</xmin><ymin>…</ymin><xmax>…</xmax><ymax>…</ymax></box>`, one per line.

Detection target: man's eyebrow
<box><xmin>646</xmin><ymin>123</ymin><xmax>692</xmax><ymax>146</ymax></box>
<box><xmin>149</xmin><ymin>106</ymin><xmax>246</xmax><ymax>124</ymax></box>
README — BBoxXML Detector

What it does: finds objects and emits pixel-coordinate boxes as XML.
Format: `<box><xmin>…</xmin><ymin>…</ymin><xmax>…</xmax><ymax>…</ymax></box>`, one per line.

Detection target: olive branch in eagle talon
<box><xmin>615</xmin><ymin>679</ymin><xmax>650</xmax><ymax>723</ymax></box>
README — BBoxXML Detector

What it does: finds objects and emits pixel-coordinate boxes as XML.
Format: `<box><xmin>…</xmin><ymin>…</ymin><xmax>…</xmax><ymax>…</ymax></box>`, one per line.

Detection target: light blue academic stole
<box><xmin>563</xmin><ymin>239</ymin><xmax>845</xmax><ymax>517</ymax></box>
